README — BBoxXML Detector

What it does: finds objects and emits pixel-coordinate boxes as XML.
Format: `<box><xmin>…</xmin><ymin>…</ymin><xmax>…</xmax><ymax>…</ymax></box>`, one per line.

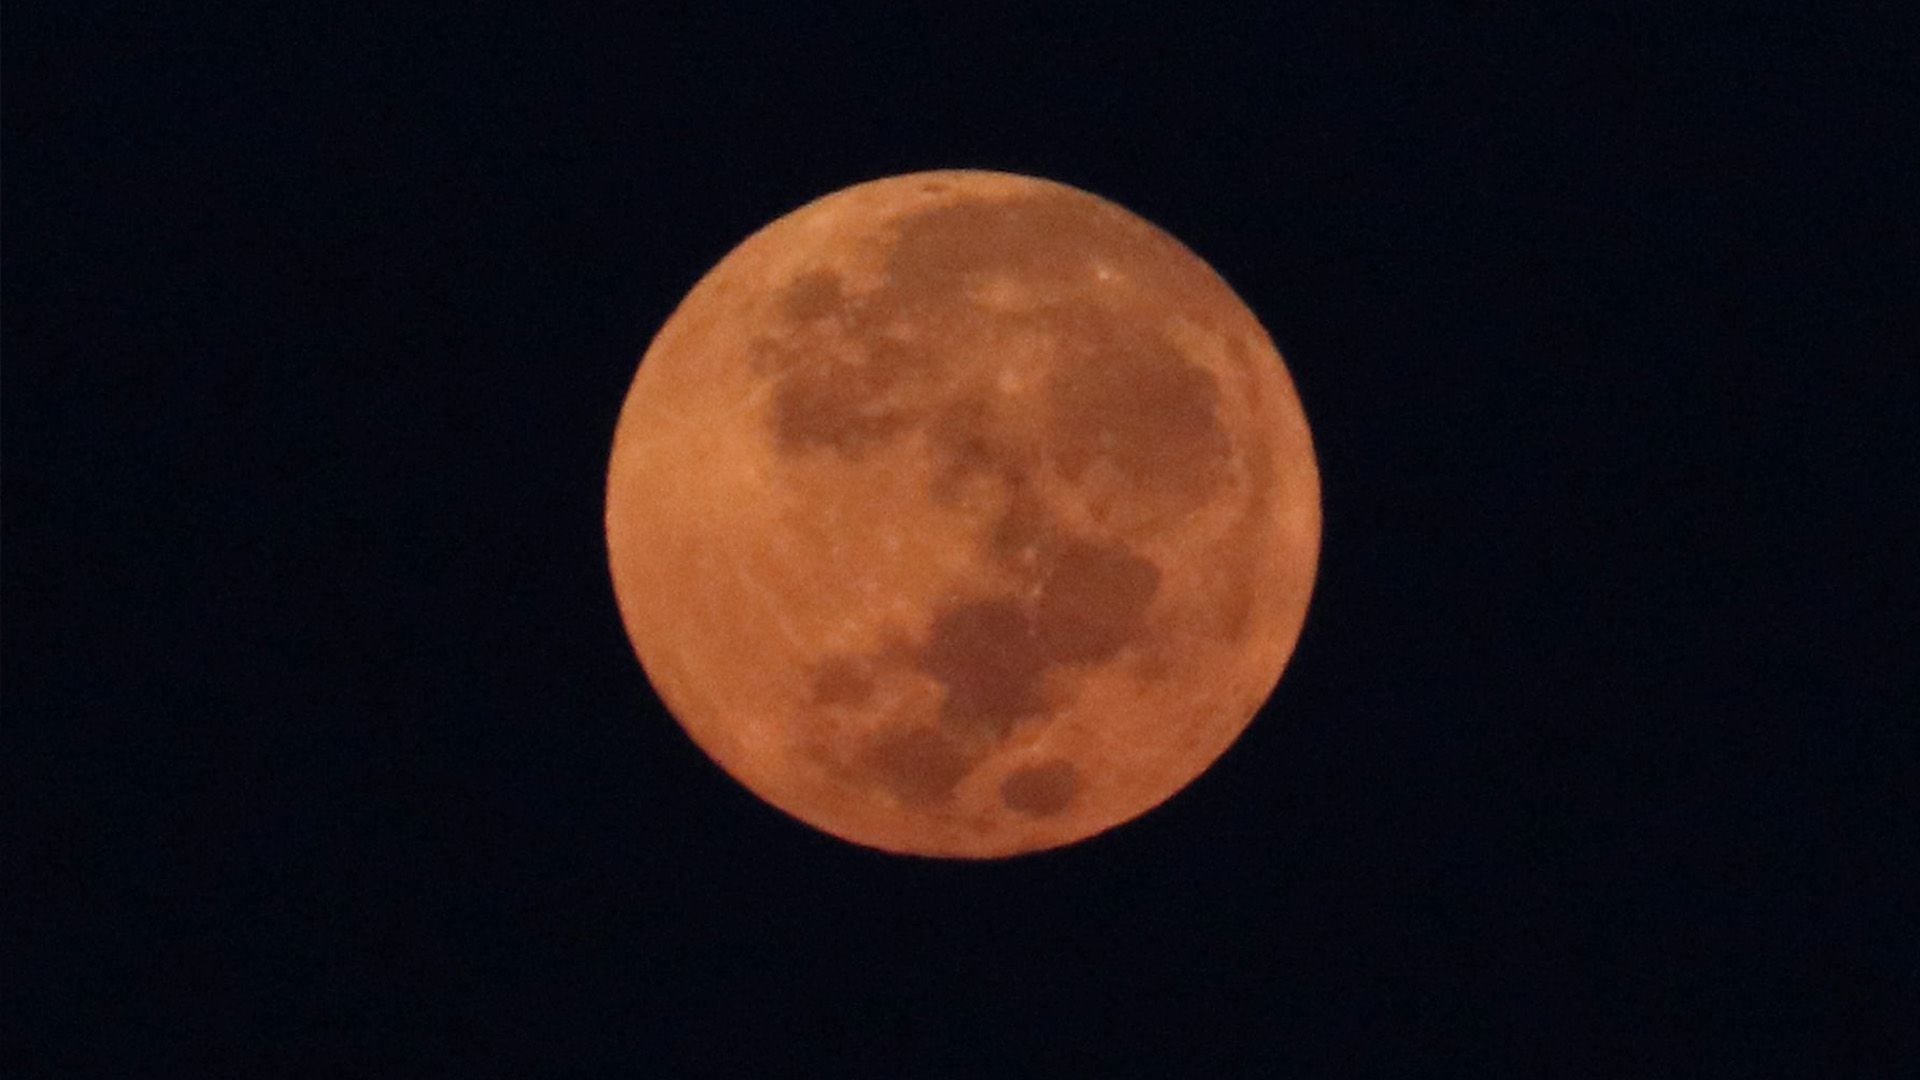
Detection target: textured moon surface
<box><xmin>606</xmin><ymin>170</ymin><xmax>1320</xmax><ymax>858</ymax></box>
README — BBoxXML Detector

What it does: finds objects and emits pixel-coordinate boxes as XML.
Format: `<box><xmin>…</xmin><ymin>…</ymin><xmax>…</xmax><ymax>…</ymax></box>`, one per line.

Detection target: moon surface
<box><xmin>606</xmin><ymin>170</ymin><xmax>1320</xmax><ymax>858</ymax></box>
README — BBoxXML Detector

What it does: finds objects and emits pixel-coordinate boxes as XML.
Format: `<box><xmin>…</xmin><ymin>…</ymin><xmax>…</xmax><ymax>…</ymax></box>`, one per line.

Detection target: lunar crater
<box><xmin>1000</xmin><ymin>760</ymin><xmax>1081</xmax><ymax>817</ymax></box>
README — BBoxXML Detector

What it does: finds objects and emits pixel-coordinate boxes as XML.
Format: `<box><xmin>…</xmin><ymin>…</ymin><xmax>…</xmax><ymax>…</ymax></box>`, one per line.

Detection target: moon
<box><xmin>606</xmin><ymin>170</ymin><xmax>1320</xmax><ymax>858</ymax></box>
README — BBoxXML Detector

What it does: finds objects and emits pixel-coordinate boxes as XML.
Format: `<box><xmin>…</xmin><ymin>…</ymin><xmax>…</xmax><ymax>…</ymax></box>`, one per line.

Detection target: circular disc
<box><xmin>606</xmin><ymin>170</ymin><xmax>1320</xmax><ymax>858</ymax></box>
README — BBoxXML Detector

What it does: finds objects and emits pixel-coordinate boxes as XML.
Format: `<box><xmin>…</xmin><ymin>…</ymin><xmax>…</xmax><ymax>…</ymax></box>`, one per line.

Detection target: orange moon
<box><xmin>606</xmin><ymin>170</ymin><xmax>1320</xmax><ymax>858</ymax></box>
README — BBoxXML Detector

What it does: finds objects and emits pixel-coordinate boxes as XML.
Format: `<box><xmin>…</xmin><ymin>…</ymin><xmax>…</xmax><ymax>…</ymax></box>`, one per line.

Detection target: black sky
<box><xmin>6</xmin><ymin>5</ymin><xmax>1914</xmax><ymax>1074</ymax></box>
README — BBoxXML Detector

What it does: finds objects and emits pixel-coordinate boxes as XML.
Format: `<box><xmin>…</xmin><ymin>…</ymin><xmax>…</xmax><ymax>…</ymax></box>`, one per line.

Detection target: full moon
<box><xmin>606</xmin><ymin>170</ymin><xmax>1320</xmax><ymax>858</ymax></box>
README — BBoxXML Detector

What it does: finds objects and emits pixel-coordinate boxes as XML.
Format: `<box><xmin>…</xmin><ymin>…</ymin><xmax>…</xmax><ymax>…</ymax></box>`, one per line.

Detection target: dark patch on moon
<box><xmin>918</xmin><ymin>598</ymin><xmax>1049</xmax><ymax>739</ymax></box>
<box><xmin>782</xmin><ymin>269</ymin><xmax>845</xmax><ymax>322</ymax></box>
<box><xmin>909</xmin><ymin>532</ymin><xmax>1162</xmax><ymax>747</ymax></box>
<box><xmin>809</xmin><ymin>655</ymin><xmax>873</xmax><ymax>707</ymax></box>
<box><xmin>988</xmin><ymin>483</ymin><xmax>1057</xmax><ymax>570</ymax></box>
<box><xmin>1045</xmin><ymin>327</ymin><xmax>1232</xmax><ymax>516</ymax></box>
<box><xmin>1000</xmin><ymin>759</ymin><xmax>1079</xmax><ymax>816</ymax></box>
<box><xmin>1034</xmin><ymin>539</ymin><xmax>1161</xmax><ymax>663</ymax></box>
<box><xmin>862</xmin><ymin>725</ymin><xmax>974</xmax><ymax>805</ymax></box>
<box><xmin>884</xmin><ymin>191</ymin><xmax>1130</xmax><ymax>306</ymax></box>
<box><xmin>771</xmin><ymin>372</ymin><xmax>909</xmax><ymax>457</ymax></box>
<box><xmin>923</xmin><ymin>393</ymin><xmax>1004</xmax><ymax>502</ymax></box>
<box><xmin>769</xmin><ymin>337</ymin><xmax>930</xmax><ymax>458</ymax></box>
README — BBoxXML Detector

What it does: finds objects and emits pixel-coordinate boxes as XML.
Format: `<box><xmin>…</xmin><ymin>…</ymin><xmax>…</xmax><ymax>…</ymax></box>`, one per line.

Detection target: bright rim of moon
<box><xmin>606</xmin><ymin>170</ymin><xmax>1320</xmax><ymax>858</ymax></box>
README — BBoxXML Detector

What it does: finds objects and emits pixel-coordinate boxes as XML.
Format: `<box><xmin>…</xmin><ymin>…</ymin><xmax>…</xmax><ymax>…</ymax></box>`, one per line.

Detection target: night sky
<box><xmin>7</xmin><ymin>6</ymin><xmax>1912</xmax><ymax>1074</ymax></box>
